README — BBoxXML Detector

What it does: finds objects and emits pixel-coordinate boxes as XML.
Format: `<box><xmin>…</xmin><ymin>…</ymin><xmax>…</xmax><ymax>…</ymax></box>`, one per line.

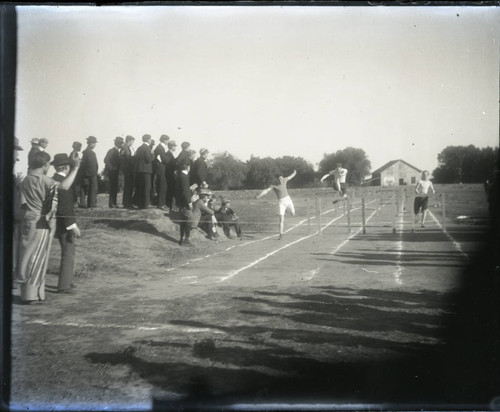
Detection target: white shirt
<box><xmin>330</xmin><ymin>168</ymin><xmax>348</xmax><ymax>183</ymax></box>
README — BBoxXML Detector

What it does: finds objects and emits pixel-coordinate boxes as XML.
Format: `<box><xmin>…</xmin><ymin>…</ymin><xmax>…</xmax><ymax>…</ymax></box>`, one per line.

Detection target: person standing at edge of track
<box><xmin>175</xmin><ymin>161</ymin><xmax>194</xmax><ymax>246</ymax></box>
<box><xmin>78</xmin><ymin>136</ymin><xmax>99</xmax><ymax>209</ymax></box>
<box><xmin>414</xmin><ymin>170</ymin><xmax>435</xmax><ymax>228</ymax></box>
<box><xmin>320</xmin><ymin>162</ymin><xmax>349</xmax><ymax>201</ymax></box>
<box><xmin>255</xmin><ymin>169</ymin><xmax>297</xmax><ymax>240</ymax></box>
<box><xmin>104</xmin><ymin>136</ymin><xmax>124</xmax><ymax>208</ymax></box>
<box><xmin>165</xmin><ymin>140</ymin><xmax>178</xmax><ymax>212</ymax></box>
<box><xmin>69</xmin><ymin>141</ymin><xmax>82</xmax><ymax>208</ymax></box>
<box><xmin>134</xmin><ymin>134</ymin><xmax>155</xmax><ymax>209</ymax></box>
<box><xmin>153</xmin><ymin>134</ymin><xmax>170</xmax><ymax>211</ymax></box>
<box><xmin>120</xmin><ymin>135</ymin><xmax>136</xmax><ymax>209</ymax></box>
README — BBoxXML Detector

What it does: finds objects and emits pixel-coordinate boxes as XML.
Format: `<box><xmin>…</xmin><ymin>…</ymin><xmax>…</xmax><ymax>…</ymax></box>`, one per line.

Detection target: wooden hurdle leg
<box><xmin>361</xmin><ymin>197</ymin><xmax>366</xmax><ymax>234</ymax></box>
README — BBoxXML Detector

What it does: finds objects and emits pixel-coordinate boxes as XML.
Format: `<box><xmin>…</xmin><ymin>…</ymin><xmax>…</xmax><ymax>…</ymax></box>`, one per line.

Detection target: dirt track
<box><xmin>10</xmin><ymin>189</ymin><xmax>498</xmax><ymax>410</ymax></box>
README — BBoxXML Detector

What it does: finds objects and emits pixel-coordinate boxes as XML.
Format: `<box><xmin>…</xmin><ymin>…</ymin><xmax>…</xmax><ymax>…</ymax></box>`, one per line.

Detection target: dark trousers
<box><xmin>166</xmin><ymin>176</ymin><xmax>176</xmax><ymax>209</ymax></box>
<box><xmin>57</xmin><ymin>231</ymin><xmax>75</xmax><ymax>291</ymax></box>
<box><xmin>108</xmin><ymin>170</ymin><xmax>119</xmax><ymax>207</ymax></box>
<box><xmin>216</xmin><ymin>213</ymin><xmax>242</xmax><ymax>238</ymax></box>
<box><xmin>123</xmin><ymin>172</ymin><xmax>134</xmax><ymax>208</ymax></box>
<box><xmin>179</xmin><ymin>208</ymin><xmax>192</xmax><ymax>241</ymax></box>
<box><xmin>154</xmin><ymin>164</ymin><xmax>167</xmax><ymax>208</ymax></box>
<box><xmin>80</xmin><ymin>175</ymin><xmax>98</xmax><ymax>208</ymax></box>
<box><xmin>135</xmin><ymin>172</ymin><xmax>151</xmax><ymax>209</ymax></box>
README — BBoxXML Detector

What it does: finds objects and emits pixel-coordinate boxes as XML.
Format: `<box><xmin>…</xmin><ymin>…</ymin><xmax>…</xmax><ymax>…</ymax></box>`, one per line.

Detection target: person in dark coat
<box><xmin>134</xmin><ymin>134</ymin><xmax>154</xmax><ymax>209</ymax></box>
<box><xmin>176</xmin><ymin>141</ymin><xmax>192</xmax><ymax>171</ymax></box>
<box><xmin>120</xmin><ymin>135</ymin><xmax>136</xmax><ymax>209</ymax></box>
<box><xmin>51</xmin><ymin>153</ymin><xmax>81</xmax><ymax>293</ymax></box>
<box><xmin>69</xmin><ymin>141</ymin><xmax>82</xmax><ymax>208</ymax></box>
<box><xmin>27</xmin><ymin>138</ymin><xmax>41</xmax><ymax>167</ymax></box>
<box><xmin>175</xmin><ymin>162</ymin><xmax>194</xmax><ymax>246</ymax></box>
<box><xmin>215</xmin><ymin>197</ymin><xmax>243</xmax><ymax>239</ymax></box>
<box><xmin>104</xmin><ymin>136</ymin><xmax>124</xmax><ymax>208</ymax></box>
<box><xmin>165</xmin><ymin>140</ymin><xmax>178</xmax><ymax>211</ymax></box>
<box><xmin>191</xmin><ymin>148</ymin><xmax>209</xmax><ymax>188</ymax></box>
<box><xmin>153</xmin><ymin>134</ymin><xmax>170</xmax><ymax>210</ymax></box>
<box><xmin>78</xmin><ymin>136</ymin><xmax>99</xmax><ymax>208</ymax></box>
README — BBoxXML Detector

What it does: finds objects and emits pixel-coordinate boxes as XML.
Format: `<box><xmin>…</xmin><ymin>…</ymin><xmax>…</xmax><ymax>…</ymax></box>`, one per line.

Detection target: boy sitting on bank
<box><xmin>215</xmin><ymin>197</ymin><xmax>243</xmax><ymax>239</ymax></box>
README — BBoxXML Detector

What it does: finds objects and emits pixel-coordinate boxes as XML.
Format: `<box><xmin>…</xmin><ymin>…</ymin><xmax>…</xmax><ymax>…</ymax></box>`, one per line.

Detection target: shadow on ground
<box><xmin>84</xmin><ymin>226</ymin><xmax>500</xmax><ymax>410</ymax></box>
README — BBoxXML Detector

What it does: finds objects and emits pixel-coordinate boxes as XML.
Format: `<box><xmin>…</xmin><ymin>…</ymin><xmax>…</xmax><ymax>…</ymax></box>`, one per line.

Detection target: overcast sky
<box><xmin>14</xmin><ymin>5</ymin><xmax>500</xmax><ymax>176</ymax></box>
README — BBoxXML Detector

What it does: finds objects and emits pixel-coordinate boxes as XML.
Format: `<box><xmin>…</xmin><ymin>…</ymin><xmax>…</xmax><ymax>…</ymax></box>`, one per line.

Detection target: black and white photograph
<box><xmin>3</xmin><ymin>3</ymin><xmax>500</xmax><ymax>411</ymax></box>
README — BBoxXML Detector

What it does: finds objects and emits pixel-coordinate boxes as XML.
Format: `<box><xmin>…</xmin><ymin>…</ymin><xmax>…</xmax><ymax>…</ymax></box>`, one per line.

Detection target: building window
<box><xmin>411</xmin><ymin>176</ymin><xmax>416</xmax><ymax>184</ymax></box>
<box><xmin>399</xmin><ymin>178</ymin><xmax>405</xmax><ymax>185</ymax></box>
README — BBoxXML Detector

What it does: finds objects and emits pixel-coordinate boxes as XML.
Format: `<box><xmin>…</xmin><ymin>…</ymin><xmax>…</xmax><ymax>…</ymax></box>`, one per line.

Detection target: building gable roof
<box><xmin>372</xmin><ymin>159</ymin><xmax>422</xmax><ymax>175</ymax></box>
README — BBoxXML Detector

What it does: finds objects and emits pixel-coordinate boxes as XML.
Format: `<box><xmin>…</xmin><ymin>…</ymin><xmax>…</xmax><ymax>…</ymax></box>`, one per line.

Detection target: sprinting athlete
<box><xmin>255</xmin><ymin>170</ymin><xmax>297</xmax><ymax>240</ymax></box>
<box><xmin>414</xmin><ymin>170</ymin><xmax>435</xmax><ymax>227</ymax></box>
<box><xmin>320</xmin><ymin>162</ymin><xmax>348</xmax><ymax>201</ymax></box>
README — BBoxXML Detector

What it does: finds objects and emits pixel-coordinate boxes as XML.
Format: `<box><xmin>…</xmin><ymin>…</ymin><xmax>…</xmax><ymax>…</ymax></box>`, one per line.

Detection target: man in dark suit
<box><xmin>176</xmin><ymin>141</ymin><xmax>192</xmax><ymax>171</ymax></box>
<box><xmin>51</xmin><ymin>153</ymin><xmax>81</xmax><ymax>293</ymax></box>
<box><xmin>69</xmin><ymin>141</ymin><xmax>82</xmax><ymax>208</ymax></box>
<box><xmin>153</xmin><ymin>134</ymin><xmax>170</xmax><ymax>210</ymax></box>
<box><xmin>78</xmin><ymin>136</ymin><xmax>99</xmax><ymax>208</ymax></box>
<box><xmin>175</xmin><ymin>162</ymin><xmax>194</xmax><ymax>246</ymax></box>
<box><xmin>104</xmin><ymin>136</ymin><xmax>124</xmax><ymax>208</ymax></box>
<box><xmin>134</xmin><ymin>134</ymin><xmax>154</xmax><ymax>209</ymax></box>
<box><xmin>120</xmin><ymin>135</ymin><xmax>136</xmax><ymax>209</ymax></box>
<box><xmin>191</xmin><ymin>147</ymin><xmax>209</xmax><ymax>188</ymax></box>
<box><xmin>27</xmin><ymin>138</ymin><xmax>41</xmax><ymax>167</ymax></box>
<box><xmin>165</xmin><ymin>140</ymin><xmax>178</xmax><ymax>211</ymax></box>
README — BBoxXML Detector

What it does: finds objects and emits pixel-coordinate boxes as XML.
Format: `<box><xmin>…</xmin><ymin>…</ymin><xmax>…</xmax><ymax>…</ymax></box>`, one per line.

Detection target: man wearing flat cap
<box><xmin>120</xmin><ymin>135</ymin><xmax>136</xmax><ymax>209</ymax></box>
<box><xmin>153</xmin><ymin>134</ymin><xmax>170</xmax><ymax>210</ymax></box>
<box><xmin>77</xmin><ymin>136</ymin><xmax>99</xmax><ymax>208</ymax></box>
<box><xmin>191</xmin><ymin>147</ymin><xmax>209</xmax><ymax>189</ymax></box>
<box><xmin>27</xmin><ymin>138</ymin><xmax>41</xmax><ymax>167</ymax></box>
<box><xmin>134</xmin><ymin>134</ymin><xmax>155</xmax><ymax>209</ymax></box>
<box><xmin>104</xmin><ymin>137</ymin><xmax>124</xmax><ymax>208</ymax></box>
<box><xmin>51</xmin><ymin>153</ymin><xmax>81</xmax><ymax>293</ymax></box>
<box><xmin>176</xmin><ymin>141</ymin><xmax>192</xmax><ymax>172</ymax></box>
<box><xmin>165</xmin><ymin>140</ymin><xmax>178</xmax><ymax>211</ymax></box>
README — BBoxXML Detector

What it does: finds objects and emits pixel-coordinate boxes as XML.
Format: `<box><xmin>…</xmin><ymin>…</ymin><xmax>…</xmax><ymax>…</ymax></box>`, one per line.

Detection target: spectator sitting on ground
<box><xmin>192</xmin><ymin>189</ymin><xmax>219</xmax><ymax>240</ymax></box>
<box><xmin>215</xmin><ymin>197</ymin><xmax>243</xmax><ymax>239</ymax></box>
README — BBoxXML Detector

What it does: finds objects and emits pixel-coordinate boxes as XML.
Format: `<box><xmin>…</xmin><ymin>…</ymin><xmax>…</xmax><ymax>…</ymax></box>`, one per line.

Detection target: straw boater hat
<box><xmin>199</xmin><ymin>189</ymin><xmax>212</xmax><ymax>197</ymax></box>
<box><xmin>31</xmin><ymin>138</ymin><xmax>40</xmax><ymax>145</ymax></box>
<box><xmin>87</xmin><ymin>136</ymin><xmax>98</xmax><ymax>143</ymax></box>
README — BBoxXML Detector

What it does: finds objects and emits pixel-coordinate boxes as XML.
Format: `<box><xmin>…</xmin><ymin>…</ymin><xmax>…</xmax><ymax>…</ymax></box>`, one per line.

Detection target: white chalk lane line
<box><xmin>168</xmin><ymin>198</ymin><xmax>365</xmax><ymax>274</ymax></box>
<box><xmin>22</xmin><ymin>319</ymin><xmax>226</xmax><ymax>334</ymax></box>
<box><xmin>428</xmin><ymin>210</ymin><xmax>469</xmax><ymax>260</ymax></box>
<box><xmin>220</xmin><ymin>200</ymin><xmax>378</xmax><ymax>282</ymax></box>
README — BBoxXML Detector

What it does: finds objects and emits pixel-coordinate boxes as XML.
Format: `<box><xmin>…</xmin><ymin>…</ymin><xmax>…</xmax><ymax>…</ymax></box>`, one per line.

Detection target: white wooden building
<box><xmin>369</xmin><ymin>159</ymin><xmax>422</xmax><ymax>186</ymax></box>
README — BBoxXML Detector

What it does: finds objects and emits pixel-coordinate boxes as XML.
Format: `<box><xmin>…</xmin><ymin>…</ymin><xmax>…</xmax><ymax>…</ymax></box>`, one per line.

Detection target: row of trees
<box><xmin>432</xmin><ymin>145</ymin><xmax>499</xmax><ymax>184</ymax></box>
<box><xmin>207</xmin><ymin>147</ymin><xmax>372</xmax><ymax>190</ymax></box>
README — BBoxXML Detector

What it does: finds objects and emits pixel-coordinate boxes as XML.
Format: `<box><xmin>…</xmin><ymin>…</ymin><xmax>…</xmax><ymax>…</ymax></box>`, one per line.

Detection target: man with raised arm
<box><xmin>255</xmin><ymin>169</ymin><xmax>297</xmax><ymax>240</ymax></box>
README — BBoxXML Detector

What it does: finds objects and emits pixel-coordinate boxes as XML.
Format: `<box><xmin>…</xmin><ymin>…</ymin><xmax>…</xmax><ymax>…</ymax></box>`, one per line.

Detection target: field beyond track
<box><xmin>10</xmin><ymin>184</ymin><xmax>500</xmax><ymax>410</ymax></box>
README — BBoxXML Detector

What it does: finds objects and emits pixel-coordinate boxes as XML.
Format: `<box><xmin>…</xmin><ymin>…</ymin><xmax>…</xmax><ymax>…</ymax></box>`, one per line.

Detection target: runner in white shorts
<box><xmin>255</xmin><ymin>169</ymin><xmax>297</xmax><ymax>240</ymax></box>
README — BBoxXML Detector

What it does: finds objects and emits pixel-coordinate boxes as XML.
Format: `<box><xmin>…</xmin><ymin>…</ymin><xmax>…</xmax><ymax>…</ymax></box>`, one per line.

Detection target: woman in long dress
<box><xmin>16</xmin><ymin>151</ymin><xmax>80</xmax><ymax>303</ymax></box>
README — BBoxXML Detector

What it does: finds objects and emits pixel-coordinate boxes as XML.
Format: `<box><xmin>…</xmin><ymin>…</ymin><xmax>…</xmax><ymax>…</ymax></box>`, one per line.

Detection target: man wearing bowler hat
<box><xmin>51</xmin><ymin>153</ymin><xmax>81</xmax><ymax>293</ymax></box>
<box><xmin>78</xmin><ymin>136</ymin><xmax>99</xmax><ymax>208</ymax></box>
<box><xmin>165</xmin><ymin>140</ymin><xmax>178</xmax><ymax>211</ymax></box>
<box><xmin>120</xmin><ymin>135</ymin><xmax>136</xmax><ymax>209</ymax></box>
<box><xmin>134</xmin><ymin>134</ymin><xmax>155</xmax><ymax>209</ymax></box>
<box><xmin>104</xmin><ymin>136</ymin><xmax>124</xmax><ymax>208</ymax></box>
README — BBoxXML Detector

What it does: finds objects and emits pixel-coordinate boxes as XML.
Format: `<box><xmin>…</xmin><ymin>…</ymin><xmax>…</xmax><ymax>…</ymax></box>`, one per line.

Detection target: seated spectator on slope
<box><xmin>192</xmin><ymin>189</ymin><xmax>219</xmax><ymax>240</ymax></box>
<box><xmin>215</xmin><ymin>197</ymin><xmax>243</xmax><ymax>239</ymax></box>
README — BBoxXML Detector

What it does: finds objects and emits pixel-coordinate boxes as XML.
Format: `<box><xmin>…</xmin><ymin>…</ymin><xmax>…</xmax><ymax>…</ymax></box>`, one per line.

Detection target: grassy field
<box><xmin>10</xmin><ymin>183</ymin><xmax>499</xmax><ymax>410</ymax></box>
